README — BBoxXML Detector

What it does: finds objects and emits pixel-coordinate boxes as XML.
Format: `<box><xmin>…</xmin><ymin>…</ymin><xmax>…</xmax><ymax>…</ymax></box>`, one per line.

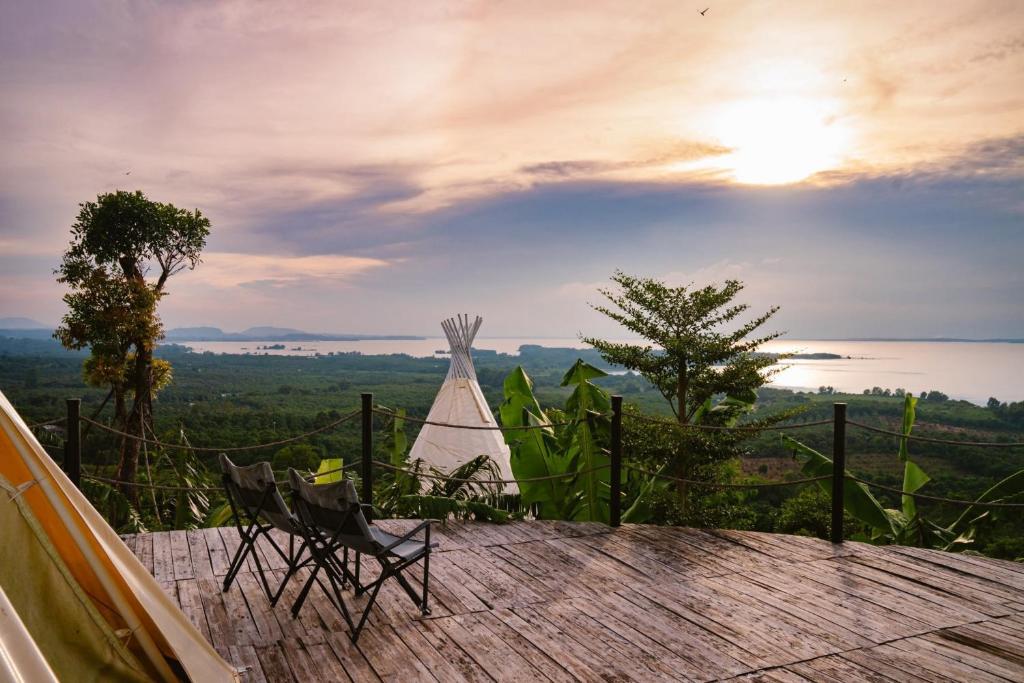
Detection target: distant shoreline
<box><xmin>1</xmin><ymin>328</ymin><xmax>1021</xmax><ymax>344</ymax></box>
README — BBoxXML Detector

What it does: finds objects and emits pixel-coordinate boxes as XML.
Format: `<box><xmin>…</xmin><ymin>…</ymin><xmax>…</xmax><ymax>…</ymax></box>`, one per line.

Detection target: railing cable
<box><xmin>622</xmin><ymin>463</ymin><xmax>831</xmax><ymax>489</ymax></box>
<box><xmin>371</xmin><ymin>407</ymin><xmax>582</xmax><ymax>430</ymax></box>
<box><xmin>83</xmin><ymin>460</ymin><xmax>360</xmax><ymax>492</ymax></box>
<box><xmin>846</xmin><ymin>475</ymin><xmax>1024</xmax><ymax>508</ymax></box>
<box><xmin>26</xmin><ymin>416</ymin><xmax>66</xmax><ymax>429</ymax></box>
<box><xmin>623</xmin><ymin>413</ymin><xmax>832</xmax><ymax>432</ymax></box>
<box><xmin>846</xmin><ymin>421</ymin><xmax>1024</xmax><ymax>448</ymax></box>
<box><xmin>79</xmin><ymin>409</ymin><xmax>361</xmax><ymax>452</ymax></box>
<box><xmin>371</xmin><ymin>459</ymin><xmax>610</xmax><ymax>485</ymax></box>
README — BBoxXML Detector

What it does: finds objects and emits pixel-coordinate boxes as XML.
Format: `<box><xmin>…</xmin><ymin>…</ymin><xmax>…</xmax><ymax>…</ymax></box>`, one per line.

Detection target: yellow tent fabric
<box><xmin>0</xmin><ymin>390</ymin><xmax>239</xmax><ymax>682</ymax></box>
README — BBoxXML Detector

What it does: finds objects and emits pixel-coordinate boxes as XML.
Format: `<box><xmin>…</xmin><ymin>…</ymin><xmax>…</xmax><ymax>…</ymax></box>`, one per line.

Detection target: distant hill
<box><xmin>163</xmin><ymin>326</ymin><xmax>424</xmax><ymax>342</ymax></box>
<box><xmin>238</xmin><ymin>326</ymin><xmax>307</xmax><ymax>338</ymax></box>
<box><xmin>0</xmin><ymin>317</ymin><xmax>49</xmax><ymax>330</ymax></box>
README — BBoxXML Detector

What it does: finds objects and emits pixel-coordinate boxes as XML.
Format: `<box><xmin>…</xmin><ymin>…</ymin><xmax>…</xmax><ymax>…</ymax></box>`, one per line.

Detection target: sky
<box><xmin>1</xmin><ymin>0</ymin><xmax>1022</xmax><ymax>339</ymax></box>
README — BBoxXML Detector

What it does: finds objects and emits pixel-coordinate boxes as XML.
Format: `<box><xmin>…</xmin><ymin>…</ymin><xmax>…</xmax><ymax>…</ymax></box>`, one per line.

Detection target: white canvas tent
<box><xmin>408</xmin><ymin>315</ymin><xmax>516</xmax><ymax>490</ymax></box>
<box><xmin>0</xmin><ymin>389</ymin><xmax>239</xmax><ymax>682</ymax></box>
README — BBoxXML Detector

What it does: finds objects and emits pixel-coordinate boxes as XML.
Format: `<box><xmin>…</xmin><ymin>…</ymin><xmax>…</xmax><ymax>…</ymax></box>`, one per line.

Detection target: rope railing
<box><xmin>847</xmin><ymin>475</ymin><xmax>1024</xmax><ymax>509</ymax></box>
<box><xmin>79</xmin><ymin>409</ymin><xmax>361</xmax><ymax>453</ymax></box>
<box><xmin>26</xmin><ymin>416</ymin><xmax>66</xmax><ymax>429</ymax></box>
<box><xmin>83</xmin><ymin>460</ymin><xmax>361</xmax><ymax>492</ymax></box>
<box><xmin>623</xmin><ymin>412</ymin><xmax>832</xmax><ymax>432</ymax></box>
<box><xmin>45</xmin><ymin>392</ymin><xmax>1024</xmax><ymax>544</ymax></box>
<box><xmin>371</xmin><ymin>459</ymin><xmax>610</xmax><ymax>485</ymax></box>
<box><xmin>371</xmin><ymin>406</ymin><xmax>582</xmax><ymax>430</ymax></box>
<box><xmin>846</xmin><ymin>420</ymin><xmax>1024</xmax><ymax>448</ymax></box>
<box><xmin>623</xmin><ymin>463</ymin><xmax>833</xmax><ymax>489</ymax></box>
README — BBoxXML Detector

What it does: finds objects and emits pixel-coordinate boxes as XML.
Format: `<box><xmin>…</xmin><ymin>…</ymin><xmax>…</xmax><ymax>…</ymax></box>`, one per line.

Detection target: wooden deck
<box><xmin>125</xmin><ymin>522</ymin><xmax>1024</xmax><ymax>682</ymax></box>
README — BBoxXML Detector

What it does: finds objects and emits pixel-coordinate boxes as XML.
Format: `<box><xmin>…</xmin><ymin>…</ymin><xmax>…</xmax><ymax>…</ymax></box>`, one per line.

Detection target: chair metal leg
<box><xmin>350</xmin><ymin>574</ymin><xmax>385</xmax><ymax>643</ymax></box>
<box><xmin>421</xmin><ymin>549</ymin><xmax>431</xmax><ymax>615</ymax></box>
<box><xmin>291</xmin><ymin>563</ymin><xmax>321</xmax><ymax>618</ymax></box>
<box><xmin>354</xmin><ymin>552</ymin><xmax>362</xmax><ymax>594</ymax></box>
<box><xmin>222</xmin><ymin>539</ymin><xmax>251</xmax><ymax>591</ymax></box>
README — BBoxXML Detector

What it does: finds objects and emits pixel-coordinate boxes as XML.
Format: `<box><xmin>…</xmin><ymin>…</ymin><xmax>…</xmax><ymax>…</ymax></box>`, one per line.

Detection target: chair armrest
<box><xmin>380</xmin><ymin>519</ymin><xmax>437</xmax><ymax>553</ymax></box>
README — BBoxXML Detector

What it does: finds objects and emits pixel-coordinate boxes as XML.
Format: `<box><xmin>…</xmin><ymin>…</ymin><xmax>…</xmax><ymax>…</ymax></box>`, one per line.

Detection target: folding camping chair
<box><xmin>287</xmin><ymin>469</ymin><xmax>436</xmax><ymax>642</ymax></box>
<box><xmin>219</xmin><ymin>455</ymin><xmax>312</xmax><ymax>606</ymax></box>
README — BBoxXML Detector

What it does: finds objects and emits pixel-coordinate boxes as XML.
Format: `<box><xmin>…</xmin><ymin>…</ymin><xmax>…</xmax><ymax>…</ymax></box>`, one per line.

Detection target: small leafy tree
<box><xmin>55</xmin><ymin>190</ymin><xmax>209</xmax><ymax>503</ymax></box>
<box><xmin>583</xmin><ymin>272</ymin><xmax>789</xmax><ymax>513</ymax></box>
<box><xmin>583</xmin><ymin>272</ymin><xmax>783</xmax><ymax>425</ymax></box>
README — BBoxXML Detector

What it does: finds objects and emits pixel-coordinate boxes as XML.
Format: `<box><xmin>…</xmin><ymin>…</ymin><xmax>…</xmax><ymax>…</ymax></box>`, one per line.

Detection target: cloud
<box><xmin>183</xmin><ymin>252</ymin><xmax>392</xmax><ymax>289</ymax></box>
<box><xmin>1</xmin><ymin>2</ymin><xmax>1023</xmax><ymax>337</ymax></box>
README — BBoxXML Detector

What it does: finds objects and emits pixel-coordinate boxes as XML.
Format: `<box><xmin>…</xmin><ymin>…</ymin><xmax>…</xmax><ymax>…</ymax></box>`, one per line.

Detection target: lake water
<box><xmin>172</xmin><ymin>338</ymin><xmax>1024</xmax><ymax>404</ymax></box>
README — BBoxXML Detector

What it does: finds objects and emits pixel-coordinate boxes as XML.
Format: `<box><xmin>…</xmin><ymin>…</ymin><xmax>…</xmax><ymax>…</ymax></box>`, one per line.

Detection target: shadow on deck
<box><xmin>125</xmin><ymin>521</ymin><xmax>1024</xmax><ymax>682</ymax></box>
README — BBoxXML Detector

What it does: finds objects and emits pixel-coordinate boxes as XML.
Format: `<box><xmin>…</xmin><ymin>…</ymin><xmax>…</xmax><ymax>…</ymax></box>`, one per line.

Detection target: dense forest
<box><xmin>3</xmin><ymin>334</ymin><xmax>1023</xmax><ymax>559</ymax></box>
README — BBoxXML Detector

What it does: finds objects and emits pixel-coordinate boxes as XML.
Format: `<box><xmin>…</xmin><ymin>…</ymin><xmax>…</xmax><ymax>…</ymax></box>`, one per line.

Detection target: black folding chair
<box><xmin>287</xmin><ymin>469</ymin><xmax>436</xmax><ymax>642</ymax></box>
<box><xmin>219</xmin><ymin>455</ymin><xmax>312</xmax><ymax>606</ymax></box>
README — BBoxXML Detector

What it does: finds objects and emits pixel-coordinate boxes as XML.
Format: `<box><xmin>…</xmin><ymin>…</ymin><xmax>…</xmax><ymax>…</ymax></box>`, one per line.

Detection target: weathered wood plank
<box><xmin>136</xmin><ymin>531</ymin><xmax>154</xmax><ymax>575</ymax></box>
<box><xmin>151</xmin><ymin>529</ymin><xmax>175</xmax><ymax>582</ymax></box>
<box><xmin>253</xmin><ymin>643</ymin><xmax>296</xmax><ymax>683</ymax></box>
<box><xmin>169</xmin><ymin>530</ymin><xmax>195</xmax><ymax>581</ymax></box>
<box><xmin>357</xmin><ymin>624</ymin><xmax>438</xmax><ymax>682</ymax></box>
<box><xmin>187</xmin><ymin>528</ymin><xmax>215</xmax><ymax>579</ymax></box>
<box><xmin>497</xmin><ymin>606</ymin><xmax>629</xmax><ymax>682</ymax></box>
<box><xmin>205</xmin><ymin>527</ymin><xmax>233</xmax><ymax>576</ymax></box>
<box><xmin>838</xmin><ymin>647</ymin><xmax>945</xmax><ymax>683</ymax></box>
<box><xmin>176</xmin><ymin>578</ymin><xmax>212</xmax><ymax>643</ymax></box>
<box><xmin>883</xmin><ymin>638</ymin><xmax>1009</xmax><ymax>683</ymax></box>
<box><xmin>433</xmin><ymin>612</ymin><xmax>553</xmax><ymax>682</ymax></box>
<box><xmin>847</xmin><ymin>551</ymin><xmax>1018</xmax><ymax>616</ymax></box>
<box><xmin>132</xmin><ymin>523</ymin><xmax>1024</xmax><ymax>683</ymax></box>
<box><xmin>228</xmin><ymin>644</ymin><xmax>268</xmax><ymax>683</ymax></box>
<box><xmin>414</xmin><ymin>617</ymin><xmax>494</xmax><ymax>683</ymax></box>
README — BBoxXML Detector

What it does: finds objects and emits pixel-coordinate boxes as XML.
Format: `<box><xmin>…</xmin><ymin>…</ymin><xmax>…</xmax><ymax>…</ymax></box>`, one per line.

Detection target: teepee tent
<box><xmin>0</xmin><ymin>389</ymin><xmax>239</xmax><ymax>682</ymax></box>
<box><xmin>408</xmin><ymin>315</ymin><xmax>516</xmax><ymax>490</ymax></box>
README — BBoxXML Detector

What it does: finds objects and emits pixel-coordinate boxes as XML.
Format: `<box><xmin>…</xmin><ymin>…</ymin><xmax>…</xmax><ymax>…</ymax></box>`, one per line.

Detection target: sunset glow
<box><xmin>713</xmin><ymin>97</ymin><xmax>852</xmax><ymax>185</ymax></box>
<box><xmin>0</xmin><ymin>1</ymin><xmax>1021</xmax><ymax>338</ymax></box>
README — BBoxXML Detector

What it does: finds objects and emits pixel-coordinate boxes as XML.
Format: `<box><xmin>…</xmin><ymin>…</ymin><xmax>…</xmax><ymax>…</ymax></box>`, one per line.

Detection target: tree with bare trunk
<box><xmin>55</xmin><ymin>190</ymin><xmax>209</xmax><ymax>505</ymax></box>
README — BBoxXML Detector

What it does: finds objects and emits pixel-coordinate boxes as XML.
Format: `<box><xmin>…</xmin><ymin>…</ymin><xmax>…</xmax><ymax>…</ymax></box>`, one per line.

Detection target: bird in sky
<box><xmin>125</xmin><ymin>170</ymin><xmax>131</xmax><ymax>175</ymax></box>
<box><xmin>700</xmin><ymin>7</ymin><xmax>709</xmax><ymax>16</ymax></box>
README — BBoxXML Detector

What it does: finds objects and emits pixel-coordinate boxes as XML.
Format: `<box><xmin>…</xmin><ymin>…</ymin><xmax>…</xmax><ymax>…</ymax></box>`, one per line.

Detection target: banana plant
<box><xmin>499</xmin><ymin>362</ymin><xmax>610</xmax><ymax>521</ymax></box>
<box><xmin>500</xmin><ymin>360</ymin><xmax>664</xmax><ymax>523</ymax></box>
<box><xmin>929</xmin><ymin>469</ymin><xmax>1024</xmax><ymax>551</ymax></box>
<box><xmin>785</xmin><ymin>393</ymin><xmax>1024</xmax><ymax>550</ymax></box>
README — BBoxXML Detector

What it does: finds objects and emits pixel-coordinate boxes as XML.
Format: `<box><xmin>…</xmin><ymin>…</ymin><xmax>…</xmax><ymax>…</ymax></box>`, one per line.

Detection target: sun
<box><xmin>712</xmin><ymin>97</ymin><xmax>851</xmax><ymax>185</ymax></box>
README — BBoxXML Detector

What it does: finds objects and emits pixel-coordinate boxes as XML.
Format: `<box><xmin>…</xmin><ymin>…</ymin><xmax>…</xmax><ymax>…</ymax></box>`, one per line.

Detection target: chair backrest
<box><xmin>287</xmin><ymin>469</ymin><xmax>377</xmax><ymax>555</ymax></box>
<box><xmin>219</xmin><ymin>454</ymin><xmax>294</xmax><ymax>533</ymax></box>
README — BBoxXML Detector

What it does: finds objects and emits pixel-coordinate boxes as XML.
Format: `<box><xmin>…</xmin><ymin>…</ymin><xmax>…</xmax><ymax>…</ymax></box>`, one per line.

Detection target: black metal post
<box><xmin>361</xmin><ymin>393</ymin><xmax>373</xmax><ymax>522</ymax></box>
<box><xmin>610</xmin><ymin>395</ymin><xmax>623</xmax><ymax>528</ymax></box>
<box><xmin>65</xmin><ymin>398</ymin><xmax>81</xmax><ymax>488</ymax></box>
<box><xmin>831</xmin><ymin>402</ymin><xmax>847</xmax><ymax>544</ymax></box>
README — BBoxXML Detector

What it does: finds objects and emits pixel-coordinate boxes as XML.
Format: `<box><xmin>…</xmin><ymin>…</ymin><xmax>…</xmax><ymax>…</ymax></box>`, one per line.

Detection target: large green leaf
<box><xmin>946</xmin><ymin>468</ymin><xmax>1024</xmax><ymax>534</ymax></box>
<box><xmin>902</xmin><ymin>460</ymin><xmax>931</xmax><ymax>514</ymax></box>
<box><xmin>783</xmin><ymin>435</ymin><xmax>894</xmax><ymax>535</ymax></box>
<box><xmin>500</xmin><ymin>367</ymin><xmax>574</xmax><ymax>515</ymax></box>
<box><xmin>315</xmin><ymin>458</ymin><xmax>345</xmax><ymax>484</ymax></box>
<box><xmin>897</xmin><ymin>393</ymin><xmax>917</xmax><ymax>462</ymax></box>
<box><xmin>389</xmin><ymin>408</ymin><xmax>408</xmax><ymax>466</ymax></box>
<box><xmin>560</xmin><ymin>359</ymin><xmax>608</xmax><ymax>386</ymax></box>
<box><xmin>897</xmin><ymin>393</ymin><xmax>925</xmax><ymax>518</ymax></box>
